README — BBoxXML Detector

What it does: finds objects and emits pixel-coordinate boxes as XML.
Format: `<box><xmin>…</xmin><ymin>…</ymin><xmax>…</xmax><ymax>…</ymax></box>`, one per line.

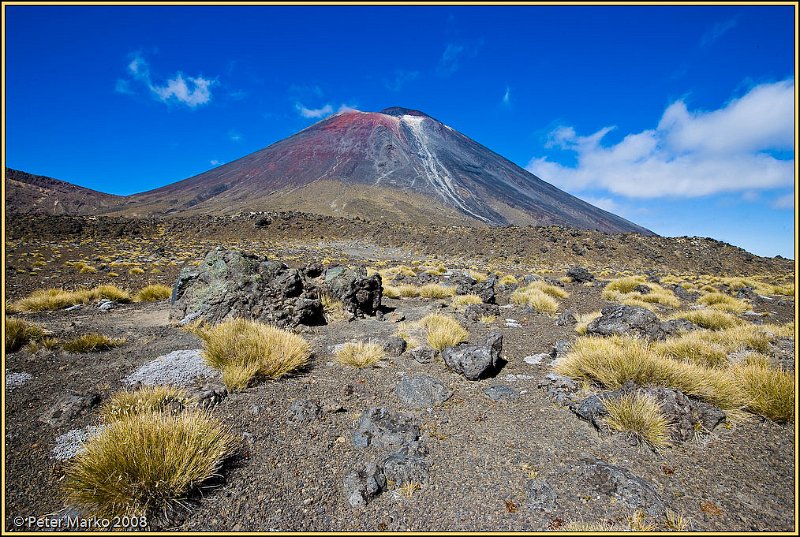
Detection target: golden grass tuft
<box><xmin>603</xmin><ymin>276</ymin><xmax>646</xmax><ymax>295</ymax></box>
<box><xmin>198</xmin><ymin>318</ymin><xmax>310</xmax><ymax>391</ymax></box>
<box><xmin>382</xmin><ymin>285</ymin><xmax>402</xmax><ymax>299</ymax></box>
<box><xmin>698</xmin><ymin>292</ymin><xmax>749</xmax><ymax>313</ymax></box>
<box><xmin>510</xmin><ymin>287</ymin><xmax>559</xmax><ymax>314</ymax></box>
<box><xmin>555</xmin><ymin>336</ymin><xmax>747</xmax><ymax>410</ymax></box>
<box><xmin>135</xmin><ymin>284</ymin><xmax>173</xmax><ymax>302</ymax></box>
<box><xmin>10</xmin><ymin>285</ymin><xmax>131</xmax><ymax>312</ymax></box>
<box><xmin>419</xmin><ymin>284</ymin><xmax>456</xmax><ymax>299</ymax></box>
<box><xmin>652</xmin><ymin>331</ymin><xmax>729</xmax><ymax>368</ymax></box>
<box><xmin>335</xmin><ymin>340</ymin><xmax>386</xmax><ymax>368</ymax></box>
<box><xmin>671</xmin><ymin>309</ymin><xmax>742</xmax><ymax>330</ymax></box>
<box><xmin>321</xmin><ymin>293</ymin><xmax>349</xmax><ymax>323</ymax></box>
<box><xmin>478</xmin><ymin>315</ymin><xmax>497</xmax><ymax>324</ymax></box>
<box><xmin>468</xmin><ymin>270</ymin><xmax>489</xmax><ymax>282</ymax></box>
<box><xmin>6</xmin><ymin>317</ymin><xmax>46</xmax><ymax>352</ymax></box>
<box><xmin>61</xmin><ymin>411</ymin><xmax>236</xmax><ymax>519</ymax></box>
<box><xmin>100</xmin><ymin>386</ymin><xmax>190</xmax><ymax>423</ymax></box>
<box><xmin>452</xmin><ymin>294</ymin><xmax>483</xmax><ymax>308</ymax></box>
<box><xmin>128</xmin><ymin>267</ymin><xmax>145</xmax><ymax>275</ymax></box>
<box><xmin>574</xmin><ymin>311</ymin><xmax>602</xmax><ymax>335</ymax></box>
<box><xmin>602</xmin><ymin>276</ymin><xmax>679</xmax><ymax>309</ymax></box>
<box><xmin>398</xmin><ymin>284</ymin><xmax>421</xmax><ymax>298</ymax></box>
<box><xmin>526</xmin><ymin>280</ymin><xmax>569</xmax><ymax>299</ymax></box>
<box><xmin>498</xmin><ymin>274</ymin><xmax>518</xmax><ymax>286</ymax></box>
<box><xmin>733</xmin><ymin>360</ymin><xmax>794</xmax><ymax>421</ymax></box>
<box><xmin>604</xmin><ymin>393</ymin><xmax>671</xmax><ymax>448</ymax></box>
<box><xmin>420</xmin><ymin>314</ymin><xmax>469</xmax><ymax>351</ymax></box>
<box><xmin>63</xmin><ymin>334</ymin><xmax>126</xmax><ymax>353</ymax></box>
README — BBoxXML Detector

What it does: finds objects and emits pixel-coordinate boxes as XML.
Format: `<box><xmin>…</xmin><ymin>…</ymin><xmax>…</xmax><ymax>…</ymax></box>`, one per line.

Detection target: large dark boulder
<box><xmin>450</xmin><ymin>272</ymin><xmax>496</xmax><ymax>304</ymax></box>
<box><xmin>586</xmin><ymin>304</ymin><xmax>666</xmax><ymax>341</ymax></box>
<box><xmin>566</xmin><ymin>266</ymin><xmax>595</xmax><ymax>283</ymax></box>
<box><xmin>169</xmin><ymin>248</ymin><xmax>324</xmax><ymax>328</ymax></box>
<box><xmin>442</xmin><ymin>332</ymin><xmax>503</xmax><ymax>380</ymax></box>
<box><xmin>323</xmin><ymin>266</ymin><xmax>382</xmax><ymax>317</ymax></box>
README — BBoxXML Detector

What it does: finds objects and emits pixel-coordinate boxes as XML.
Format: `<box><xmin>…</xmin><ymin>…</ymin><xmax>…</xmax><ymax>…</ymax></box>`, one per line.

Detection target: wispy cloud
<box><xmin>385</xmin><ymin>69</ymin><xmax>419</xmax><ymax>91</ymax></box>
<box><xmin>295</xmin><ymin>102</ymin><xmax>357</xmax><ymax>119</ymax></box>
<box><xmin>772</xmin><ymin>192</ymin><xmax>795</xmax><ymax>210</ymax></box>
<box><xmin>210</xmin><ymin>159</ymin><xmax>220</xmax><ymax>166</ymax></box>
<box><xmin>120</xmin><ymin>52</ymin><xmax>215</xmax><ymax>108</ymax></box>
<box><xmin>527</xmin><ymin>80</ymin><xmax>794</xmax><ymax>199</ymax></box>
<box><xmin>700</xmin><ymin>16</ymin><xmax>739</xmax><ymax>47</ymax></box>
<box><xmin>228</xmin><ymin>129</ymin><xmax>242</xmax><ymax>142</ymax></box>
<box><xmin>502</xmin><ymin>86</ymin><xmax>511</xmax><ymax>106</ymax></box>
<box><xmin>438</xmin><ymin>43</ymin><xmax>465</xmax><ymax>76</ymax></box>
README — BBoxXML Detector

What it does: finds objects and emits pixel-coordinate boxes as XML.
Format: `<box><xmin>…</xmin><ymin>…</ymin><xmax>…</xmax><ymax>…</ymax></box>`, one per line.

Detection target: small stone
<box><xmin>395</xmin><ymin>375</ymin><xmax>453</xmax><ymax>408</ymax></box>
<box><xmin>343</xmin><ymin>462</ymin><xmax>386</xmax><ymax>508</ymax></box>
<box><xmin>523</xmin><ymin>353</ymin><xmax>550</xmax><ymax>366</ymax></box>
<box><xmin>382</xmin><ymin>336</ymin><xmax>407</xmax><ymax>356</ymax></box>
<box><xmin>484</xmin><ymin>385</ymin><xmax>519</xmax><ymax>401</ymax></box>
<box><xmin>409</xmin><ymin>346</ymin><xmax>436</xmax><ymax>364</ymax></box>
<box><xmin>287</xmin><ymin>399</ymin><xmax>322</xmax><ymax>422</ymax></box>
<box><xmin>525</xmin><ymin>479</ymin><xmax>558</xmax><ymax>511</ymax></box>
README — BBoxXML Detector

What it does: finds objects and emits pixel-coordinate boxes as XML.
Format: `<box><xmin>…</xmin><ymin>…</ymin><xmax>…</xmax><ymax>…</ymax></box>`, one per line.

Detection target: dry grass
<box><xmin>603</xmin><ymin>276</ymin><xmax>646</xmax><ymax>295</ymax></box>
<box><xmin>335</xmin><ymin>341</ymin><xmax>385</xmax><ymax>368</ymax></box>
<box><xmin>100</xmin><ymin>386</ymin><xmax>190</xmax><ymax>423</ymax></box>
<box><xmin>63</xmin><ymin>334</ymin><xmax>126</xmax><ymax>353</ymax></box>
<box><xmin>420</xmin><ymin>314</ymin><xmax>469</xmax><ymax>351</ymax></box>
<box><xmin>698</xmin><ymin>292</ymin><xmax>750</xmax><ymax>313</ymax></box>
<box><xmin>479</xmin><ymin>315</ymin><xmax>497</xmax><ymax>324</ymax></box>
<box><xmin>671</xmin><ymin>309</ymin><xmax>743</xmax><ymax>330</ymax></box>
<box><xmin>10</xmin><ymin>285</ymin><xmax>131</xmax><ymax>312</ymax></box>
<box><xmin>398</xmin><ymin>284</ymin><xmax>421</xmax><ymax>298</ymax></box>
<box><xmin>510</xmin><ymin>287</ymin><xmax>559</xmax><ymax>314</ymax></box>
<box><xmin>665</xmin><ymin>510</ymin><xmax>692</xmax><ymax>531</ymax></box>
<box><xmin>652</xmin><ymin>332</ymin><xmax>729</xmax><ymax>368</ymax></box>
<box><xmin>526</xmin><ymin>280</ymin><xmax>569</xmax><ymax>299</ymax></box>
<box><xmin>135</xmin><ymin>284</ymin><xmax>173</xmax><ymax>302</ymax></box>
<box><xmin>604</xmin><ymin>393</ymin><xmax>671</xmax><ymax>449</ymax></box>
<box><xmin>468</xmin><ymin>270</ymin><xmax>489</xmax><ymax>282</ymax></box>
<box><xmin>419</xmin><ymin>284</ymin><xmax>456</xmax><ymax>299</ymax></box>
<box><xmin>321</xmin><ymin>293</ymin><xmax>349</xmax><ymax>323</ymax></box>
<box><xmin>574</xmin><ymin>311</ymin><xmax>602</xmax><ymax>335</ymax></box>
<box><xmin>128</xmin><ymin>267</ymin><xmax>145</xmax><ymax>275</ymax></box>
<box><xmin>555</xmin><ymin>336</ymin><xmax>747</xmax><ymax>410</ymax></box>
<box><xmin>198</xmin><ymin>318</ymin><xmax>311</xmax><ymax>391</ymax></box>
<box><xmin>498</xmin><ymin>274</ymin><xmax>518</xmax><ymax>286</ymax></box>
<box><xmin>452</xmin><ymin>294</ymin><xmax>483</xmax><ymax>308</ymax></box>
<box><xmin>602</xmin><ymin>276</ymin><xmax>679</xmax><ymax>309</ymax></box>
<box><xmin>733</xmin><ymin>358</ymin><xmax>794</xmax><ymax>421</ymax></box>
<box><xmin>61</xmin><ymin>411</ymin><xmax>236</xmax><ymax>519</ymax></box>
<box><xmin>6</xmin><ymin>317</ymin><xmax>46</xmax><ymax>352</ymax></box>
<box><xmin>382</xmin><ymin>285</ymin><xmax>402</xmax><ymax>299</ymax></box>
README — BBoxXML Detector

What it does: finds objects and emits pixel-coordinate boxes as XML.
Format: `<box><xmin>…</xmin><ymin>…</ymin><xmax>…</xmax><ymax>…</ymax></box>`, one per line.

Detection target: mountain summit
<box><xmin>13</xmin><ymin>108</ymin><xmax>653</xmax><ymax>234</ymax></box>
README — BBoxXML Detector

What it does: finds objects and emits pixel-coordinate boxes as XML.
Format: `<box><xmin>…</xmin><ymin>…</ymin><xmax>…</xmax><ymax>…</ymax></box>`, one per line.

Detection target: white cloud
<box><xmin>210</xmin><ymin>159</ymin><xmax>220</xmax><ymax>166</ymax></box>
<box><xmin>295</xmin><ymin>103</ymin><xmax>333</xmax><ymax>118</ymax></box>
<box><xmin>772</xmin><ymin>192</ymin><xmax>795</xmax><ymax>210</ymax></box>
<box><xmin>527</xmin><ymin>80</ymin><xmax>795</xmax><ymax>199</ymax></box>
<box><xmin>151</xmin><ymin>74</ymin><xmax>213</xmax><ymax>108</ymax></box>
<box><xmin>120</xmin><ymin>52</ymin><xmax>215</xmax><ymax>108</ymax></box>
<box><xmin>502</xmin><ymin>86</ymin><xmax>511</xmax><ymax>106</ymax></box>
<box><xmin>386</xmin><ymin>69</ymin><xmax>419</xmax><ymax>91</ymax></box>
<box><xmin>438</xmin><ymin>43</ymin><xmax>465</xmax><ymax>76</ymax></box>
<box><xmin>580</xmin><ymin>196</ymin><xmax>619</xmax><ymax>213</ymax></box>
<box><xmin>700</xmin><ymin>16</ymin><xmax>739</xmax><ymax>47</ymax></box>
<box><xmin>295</xmin><ymin>102</ymin><xmax>357</xmax><ymax>119</ymax></box>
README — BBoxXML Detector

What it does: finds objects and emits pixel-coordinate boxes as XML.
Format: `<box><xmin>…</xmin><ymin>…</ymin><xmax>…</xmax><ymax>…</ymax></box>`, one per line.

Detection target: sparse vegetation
<box><xmin>419</xmin><ymin>283</ymin><xmax>456</xmax><ymax>299</ymax></box>
<box><xmin>6</xmin><ymin>317</ymin><xmax>46</xmax><ymax>352</ymax></box>
<box><xmin>510</xmin><ymin>286</ymin><xmax>559</xmax><ymax>314</ymax></box>
<box><xmin>63</xmin><ymin>333</ymin><xmax>126</xmax><ymax>353</ymax></box>
<box><xmin>10</xmin><ymin>285</ymin><xmax>131</xmax><ymax>312</ymax></box>
<box><xmin>100</xmin><ymin>386</ymin><xmax>190</xmax><ymax>423</ymax></box>
<box><xmin>198</xmin><ymin>318</ymin><xmax>310</xmax><ymax>391</ymax></box>
<box><xmin>574</xmin><ymin>311</ymin><xmax>601</xmax><ymax>335</ymax></box>
<box><xmin>478</xmin><ymin>315</ymin><xmax>496</xmax><ymax>324</ymax></box>
<box><xmin>733</xmin><ymin>358</ymin><xmax>794</xmax><ymax>422</ymax></box>
<box><xmin>321</xmin><ymin>293</ymin><xmax>349</xmax><ymax>323</ymax></box>
<box><xmin>420</xmin><ymin>314</ymin><xmax>469</xmax><ymax>351</ymax></box>
<box><xmin>671</xmin><ymin>309</ymin><xmax>743</xmax><ymax>330</ymax></box>
<box><xmin>128</xmin><ymin>267</ymin><xmax>145</xmax><ymax>275</ymax></box>
<box><xmin>335</xmin><ymin>340</ymin><xmax>385</xmax><ymax>368</ymax></box>
<box><xmin>452</xmin><ymin>294</ymin><xmax>483</xmax><ymax>308</ymax></box>
<box><xmin>698</xmin><ymin>292</ymin><xmax>750</xmax><ymax>313</ymax></box>
<box><xmin>135</xmin><ymin>284</ymin><xmax>173</xmax><ymax>302</ymax></box>
<box><xmin>61</xmin><ymin>411</ymin><xmax>236</xmax><ymax>519</ymax></box>
<box><xmin>604</xmin><ymin>393</ymin><xmax>671</xmax><ymax>449</ymax></box>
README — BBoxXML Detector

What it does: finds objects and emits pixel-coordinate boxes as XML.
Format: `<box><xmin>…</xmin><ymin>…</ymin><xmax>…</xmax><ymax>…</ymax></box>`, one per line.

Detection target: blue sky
<box><xmin>4</xmin><ymin>4</ymin><xmax>795</xmax><ymax>258</ymax></box>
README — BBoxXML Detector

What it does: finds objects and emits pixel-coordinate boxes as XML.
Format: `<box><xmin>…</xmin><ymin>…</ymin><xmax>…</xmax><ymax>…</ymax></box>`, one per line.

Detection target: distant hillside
<box><xmin>5</xmin><ymin>168</ymin><xmax>121</xmax><ymax>215</ymax></box>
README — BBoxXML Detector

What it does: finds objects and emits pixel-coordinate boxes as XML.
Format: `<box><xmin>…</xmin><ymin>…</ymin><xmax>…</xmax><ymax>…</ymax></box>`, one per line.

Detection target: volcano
<box><xmin>15</xmin><ymin>107</ymin><xmax>653</xmax><ymax>234</ymax></box>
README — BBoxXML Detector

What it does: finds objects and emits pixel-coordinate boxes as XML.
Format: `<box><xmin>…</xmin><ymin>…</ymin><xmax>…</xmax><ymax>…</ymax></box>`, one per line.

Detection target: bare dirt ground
<box><xmin>3</xmin><ymin>214</ymin><xmax>796</xmax><ymax>532</ymax></box>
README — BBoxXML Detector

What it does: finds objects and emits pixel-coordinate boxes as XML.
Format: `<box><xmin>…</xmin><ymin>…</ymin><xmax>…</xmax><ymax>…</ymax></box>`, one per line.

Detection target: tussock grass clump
<box><xmin>321</xmin><ymin>293</ymin><xmax>349</xmax><ymax>323</ymax></box>
<box><xmin>6</xmin><ymin>317</ymin><xmax>46</xmax><ymax>352</ymax></box>
<box><xmin>419</xmin><ymin>284</ymin><xmax>456</xmax><ymax>299</ymax></box>
<box><xmin>468</xmin><ymin>270</ymin><xmax>488</xmax><ymax>282</ymax></box>
<box><xmin>420</xmin><ymin>314</ymin><xmax>469</xmax><ymax>351</ymax></box>
<box><xmin>478</xmin><ymin>315</ymin><xmax>496</xmax><ymax>324</ymax></box>
<box><xmin>398</xmin><ymin>284</ymin><xmax>421</xmax><ymax>298</ymax></box>
<box><xmin>603</xmin><ymin>276</ymin><xmax>646</xmax><ymax>296</ymax></box>
<box><xmin>62</xmin><ymin>411</ymin><xmax>236</xmax><ymax>519</ymax></box>
<box><xmin>733</xmin><ymin>359</ymin><xmax>794</xmax><ymax>422</ymax></box>
<box><xmin>100</xmin><ymin>386</ymin><xmax>190</xmax><ymax>423</ymax></box>
<box><xmin>603</xmin><ymin>276</ymin><xmax>679</xmax><ymax>309</ymax></box>
<box><xmin>604</xmin><ymin>393</ymin><xmax>671</xmax><ymax>448</ymax></box>
<box><xmin>63</xmin><ymin>334</ymin><xmax>126</xmax><ymax>353</ymax></box>
<box><xmin>706</xmin><ymin>324</ymin><xmax>772</xmax><ymax>354</ymax></box>
<box><xmin>128</xmin><ymin>267</ymin><xmax>146</xmax><ymax>275</ymax></box>
<box><xmin>510</xmin><ymin>287</ymin><xmax>559</xmax><ymax>314</ymax></box>
<box><xmin>498</xmin><ymin>274</ymin><xmax>518</xmax><ymax>286</ymax></box>
<box><xmin>382</xmin><ymin>285</ymin><xmax>401</xmax><ymax>299</ymax></box>
<box><xmin>652</xmin><ymin>332</ymin><xmax>729</xmax><ymax>368</ymax></box>
<box><xmin>135</xmin><ymin>284</ymin><xmax>173</xmax><ymax>302</ymax></box>
<box><xmin>11</xmin><ymin>285</ymin><xmax>131</xmax><ymax>312</ymax></box>
<box><xmin>198</xmin><ymin>318</ymin><xmax>310</xmax><ymax>391</ymax></box>
<box><xmin>671</xmin><ymin>309</ymin><xmax>742</xmax><ymax>331</ymax></box>
<box><xmin>555</xmin><ymin>336</ymin><xmax>747</xmax><ymax>410</ymax></box>
<box><xmin>574</xmin><ymin>311</ymin><xmax>602</xmax><ymax>335</ymax></box>
<box><xmin>78</xmin><ymin>263</ymin><xmax>98</xmax><ymax>274</ymax></box>
<box><xmin>525</xmin><ymin>280</ymin><xmax>569</xmax><ymax>299</ymax></box>
<box><xmin>452</xmin><ymin>294</ymin><xmax>483</xmax><ymax>308</ymax></box>
<box><xmin>698</xmin><ymin>292</ymin><xmax>749</xmax><ymax>313</ymax></box>
<box><xmin>335</xmin><ymin>341</ymin><xmax>385</xmax><ymax>368</ymax></box>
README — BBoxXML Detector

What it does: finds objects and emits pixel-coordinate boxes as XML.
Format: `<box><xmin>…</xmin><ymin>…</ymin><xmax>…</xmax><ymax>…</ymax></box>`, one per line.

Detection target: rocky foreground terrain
<box><xmin>3</xmin><ymin>213</ymin><xmax>796</xmax><ymax>532</ymax></box>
